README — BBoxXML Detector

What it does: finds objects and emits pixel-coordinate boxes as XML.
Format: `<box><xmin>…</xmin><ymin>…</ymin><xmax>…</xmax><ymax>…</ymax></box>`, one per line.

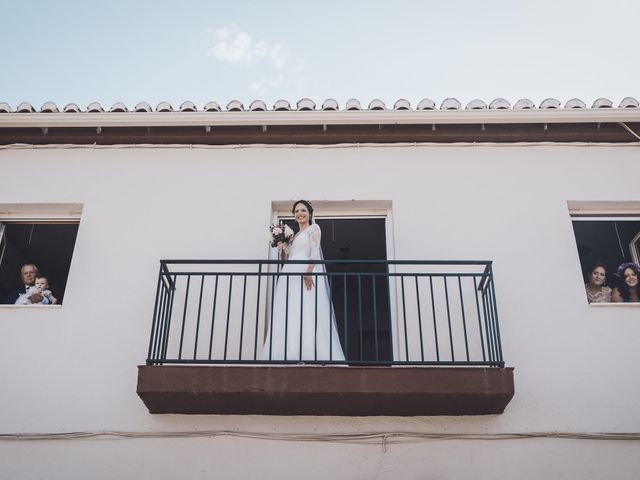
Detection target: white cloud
<box><xmin>249</xmin><ymin>74</ymin><xmax>286</xmax><ymax>95</ymax></box>
<box><xmin>207</xmin><ymin>26</ymin><xmax>287</xmax><ymax>68</ymax></box>
<box><xmin>206</xmin><ymin>25</ymin><xmax>307</xmax><ymax>97</ymax></box>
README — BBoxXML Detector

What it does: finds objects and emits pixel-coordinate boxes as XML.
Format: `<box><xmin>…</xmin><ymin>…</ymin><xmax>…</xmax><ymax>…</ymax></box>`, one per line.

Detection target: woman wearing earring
<box><xmin>261</xmin><ymin>200</ymin><xmax>345</xmax><ymax>362</ymax></box>
<box><xmin>611</xmin><ymin>262</ymin><xmax>640</xmax><ymax>303</ymax></box>
<box><xmin>584</xmin><ymin>263</ymin><xmax>612</xmax><ymax>303</ymax></box>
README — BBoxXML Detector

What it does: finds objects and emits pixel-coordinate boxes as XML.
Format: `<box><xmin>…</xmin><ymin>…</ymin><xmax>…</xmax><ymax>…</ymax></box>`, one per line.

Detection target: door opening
<box><xmin>278</xmin><ymin>216</ymin><xmax>392</xmax><ymax>363</ymax></box>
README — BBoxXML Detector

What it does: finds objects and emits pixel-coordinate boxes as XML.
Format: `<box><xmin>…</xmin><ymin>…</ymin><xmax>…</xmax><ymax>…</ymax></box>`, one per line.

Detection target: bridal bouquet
<box><xmin>269</xmin><ymin>223</ymin><xmax>294</xmax><ymax>248</ymax></box>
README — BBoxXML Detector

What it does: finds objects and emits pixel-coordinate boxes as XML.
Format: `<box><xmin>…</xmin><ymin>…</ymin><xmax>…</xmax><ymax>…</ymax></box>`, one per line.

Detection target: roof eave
<box><xmin>1</xmin><ymin>108</ymin><xmax>639</xmax><ymax>129</ymax></box>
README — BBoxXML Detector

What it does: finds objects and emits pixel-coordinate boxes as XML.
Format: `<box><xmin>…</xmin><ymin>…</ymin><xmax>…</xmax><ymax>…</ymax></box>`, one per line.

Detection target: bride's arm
<box><xmin>304</xmin><ymin>224</ymin><xmax>322</xmax><ymax>288</ymax></box>
<box><xmin>277</xmin><ymin>242</ymin><xmax>289</xmax><ymax>259</ymax></box>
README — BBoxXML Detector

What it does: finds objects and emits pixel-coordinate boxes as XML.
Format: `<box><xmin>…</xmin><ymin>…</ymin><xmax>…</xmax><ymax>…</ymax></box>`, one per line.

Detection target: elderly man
<box><xmin>1</xmin><ymin>263</ymin><xmax>44</xmax><ymax>304</ymax></box>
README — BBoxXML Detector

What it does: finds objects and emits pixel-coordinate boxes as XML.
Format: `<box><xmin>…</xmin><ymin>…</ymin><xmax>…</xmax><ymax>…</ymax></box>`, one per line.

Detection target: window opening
<box><xmin>571</xmin><ymin>214</ymin><xmax>640</xmax><ymax>304</ymax></box>
<box><xmin>0</xmin><ymin>222</ymin><xmax>80</xmax><ymax>305</ymax></box>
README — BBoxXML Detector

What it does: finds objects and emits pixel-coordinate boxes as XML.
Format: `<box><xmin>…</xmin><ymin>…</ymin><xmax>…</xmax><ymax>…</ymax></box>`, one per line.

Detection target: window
<box><xmin>569</xmin><ymin>202</ymin><xmax>640</xmax><ymax>304</ymax></box>
<box><xmin>0</xmin><ymin>204</ymin><xmax>81</xmax><ymax>306</ymax></box>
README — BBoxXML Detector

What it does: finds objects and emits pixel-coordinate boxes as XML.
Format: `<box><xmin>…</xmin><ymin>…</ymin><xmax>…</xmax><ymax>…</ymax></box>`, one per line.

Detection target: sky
<box><xmin>1</xmin><ymin>0</ymin><xmax>638</xmax><ymax>111</ymax></box>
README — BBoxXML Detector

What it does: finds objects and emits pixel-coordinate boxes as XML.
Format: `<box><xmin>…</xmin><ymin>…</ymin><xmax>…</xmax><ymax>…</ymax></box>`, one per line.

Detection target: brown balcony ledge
<box><xmin>137</xmin><ymin>365</ymin><xmax>514</xmax><ymax>416</ymax></box>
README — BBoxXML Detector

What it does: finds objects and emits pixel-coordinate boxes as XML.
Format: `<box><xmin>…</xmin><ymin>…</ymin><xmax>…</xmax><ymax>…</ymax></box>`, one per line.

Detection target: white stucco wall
<box><xmin>1</xmin><ymin>143</ymin><xmax>639</xmax><ymax>479</ymax></box>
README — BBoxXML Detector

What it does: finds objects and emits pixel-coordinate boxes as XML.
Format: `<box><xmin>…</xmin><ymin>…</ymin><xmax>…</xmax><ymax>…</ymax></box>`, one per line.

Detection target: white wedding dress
<box><xmin>260</xmin><ymin>223</ymin><xmax>346</xmax><ymax>362</ymax></box>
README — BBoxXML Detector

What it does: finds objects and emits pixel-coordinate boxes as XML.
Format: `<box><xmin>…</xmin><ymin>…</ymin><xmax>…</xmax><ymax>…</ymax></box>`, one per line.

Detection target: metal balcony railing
<box><xmin>146</xmin><ymin>260</ymin><xmax>504</xmax><ymax>367</ymax></box>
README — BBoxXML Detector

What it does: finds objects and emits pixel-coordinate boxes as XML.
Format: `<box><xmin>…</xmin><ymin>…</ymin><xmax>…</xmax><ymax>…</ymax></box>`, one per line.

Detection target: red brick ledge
<box><xmin>137</xmin><ymin>365</ymin><xmax>514</xmax><ymax>416</ymax></box>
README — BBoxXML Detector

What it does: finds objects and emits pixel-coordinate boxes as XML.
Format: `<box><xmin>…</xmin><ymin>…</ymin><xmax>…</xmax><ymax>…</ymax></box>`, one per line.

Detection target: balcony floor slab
<box><xmin>137</xmin><ymin>365</ymin><xmax>514</xmax><ymax>416</ymax></box>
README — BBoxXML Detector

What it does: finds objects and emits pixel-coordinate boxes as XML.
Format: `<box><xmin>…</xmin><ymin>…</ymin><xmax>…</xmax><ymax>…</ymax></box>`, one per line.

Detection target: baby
<box><xmin>15</xmin><ymin>276</ymin><xmax>58</xmax><ymax>305</ymax></box>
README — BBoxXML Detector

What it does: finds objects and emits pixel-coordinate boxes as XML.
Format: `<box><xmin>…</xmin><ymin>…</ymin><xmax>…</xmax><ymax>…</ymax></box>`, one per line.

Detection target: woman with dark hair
<box><xmin>584</xmin><ymin>263</ymin><xmax>612</xmax><ymax>303</ymax></box>
<box><xmin>611</xmin><ymin>263</ymin><xmax>640</xmax><ymax>303</ymax></box>
<box><xmin>261</xmin><ymin>200</ymin><xmax>345</xmax><ymax>362</ymax></box>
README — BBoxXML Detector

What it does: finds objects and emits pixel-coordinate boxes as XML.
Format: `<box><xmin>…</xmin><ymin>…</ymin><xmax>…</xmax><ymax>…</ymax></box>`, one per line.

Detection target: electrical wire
<box><xmin>2</xmin><ymin>430</ymin><xmax>640</xmax><ymax>449</ymax></box>
<box><xmin>0</xmin><ymin>141</ymin><xmax>639</xmax><ymax>151</ymax></box>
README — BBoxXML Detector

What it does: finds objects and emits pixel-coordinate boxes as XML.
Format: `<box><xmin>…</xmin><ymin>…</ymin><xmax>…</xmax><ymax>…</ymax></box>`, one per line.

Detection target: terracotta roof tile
<box><xmin>0</xmin><ymin>97</ymin><xmax>638</xmax><ymax>114</ymax></box>
<box><xmin>393</xmin><ymin>99</ymin><xmax>411</xmax><ymax>110</ymax></box>
<box><xmin>203</xmin><ymin>101</ymin><xmax>221</xmax><ymax>112</ymax></box>
<box><xmin>565</xmin><ymin>98</ymin><xmax>586</xmax><ymax>109</ymax></box>
<box><xmin>620</xmin><ymin>97</ymin><xmax>639</xmax><ymax>108</ymax></box>
<box><xmin>345</xmin><ymin>99</ymin><xmax>362</xmax><ymax>111</ymax></box>
<box><xmin>179</xmin><ymin>101</ymin><xmax>197</xmax><ymax>112</ymax></box>
<box><xmin>296</xmin><ymin>98</ymin><xmax>316</xmax><ymax>111</ymax></box>
<box><xmin>109</xmin><ymin>102</ymin><xmax>128</xmax><ymax>112</ymax></box>
<box><xmin>489</xmin><ymin>98</ymin><xmax>510</xmax><ymax>109</ymax></box>
<box><xmin>40</xmin><ymin>102</ymin><xmax>59</xmax><ymax>113</ymax></box>
<box><xmin>16</xmin><ymin>102</ymin><xmax>36</xmax><ymax>113</ymax></box>
<box><xmin>63</xmin><ymin>103</ymin><xmax>81</xmax><ymax>113</ymax></box>
<box><xmin>466</xmin><ymin>99</ymin><xmax>487</xmax><ymax>110</ymax></box>
<box><xmin>441</xmin><ymin>98</ymin><xmax>461</xmax><ymax>110</ymax></box>
<box><xmin>134</xmin><ymin>101</ymin><xmax>152</xmax><ymax>113</ymax></box>
<box><xmin>248</xmin><ymin>100</ymin><xmax>267</xmax><ymax>111</ymax></box>
<box><xmin>86</xmin><ymin>102</ymin><xmax>104</xmax><ymax>112</ymax></box>
<box><xmin>513</xmin><ymin>98</ymin><xmax>535</xmax><ymax>109</ymax></box>
<box><xmin>155</xmin><ymin>101</ymin><xmax>174</xmax><ymax>112</ymax></box>
<box><xmin>539</xmin><ymin>98</ymin><xmax>561</xmax><ymax>109</ymax></box>
<box><xmin>368</xmin><ymin>99</ymin><xmax>386</xmax><ymax>110</ymax></box>
<box><xmin>592</xmin><ymin>98</ymin><xmax>612</xmax><ymax>108</ymax></box>
<box><xmin>321</xmin><ymin>99</ymin><xmax>339</xmax><ymax>111</ymax></box>
<box><xmin>416</xmin><ymin>98</ymin><xmax>436</xmax><ymax>110</ymax></box>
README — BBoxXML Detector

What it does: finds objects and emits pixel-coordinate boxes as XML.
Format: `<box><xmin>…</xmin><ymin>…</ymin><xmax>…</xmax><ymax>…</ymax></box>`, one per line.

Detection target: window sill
<box><xmin>588</xmin><ymin>302</ymin><xmax>640</xmax><ymax>307</ymax></box>
<box><xmin>0</xmin><ymin>304</ymin><xmax>62</xmax><ymax>309</ymax></box>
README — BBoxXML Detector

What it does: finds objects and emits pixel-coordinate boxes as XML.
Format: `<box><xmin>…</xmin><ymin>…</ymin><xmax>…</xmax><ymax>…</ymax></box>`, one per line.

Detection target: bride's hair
<box><xmin>292</xmin><ymin>200</ymin><xmax>314</xmax><ymax>225</ymax></box>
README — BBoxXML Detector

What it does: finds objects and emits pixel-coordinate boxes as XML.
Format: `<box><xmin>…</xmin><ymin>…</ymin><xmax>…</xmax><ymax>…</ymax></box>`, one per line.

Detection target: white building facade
<box><xmin>1</xmin><ymin>98</ymin><xmax>640</xmax><ymax>479</ymax></box>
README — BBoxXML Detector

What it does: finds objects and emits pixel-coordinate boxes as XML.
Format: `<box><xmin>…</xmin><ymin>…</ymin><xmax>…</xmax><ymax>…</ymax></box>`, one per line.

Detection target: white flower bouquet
<box><xmin>269</xmin><ymin>223</ymin><xmax>294</xmax><ymax>248</ymax></box>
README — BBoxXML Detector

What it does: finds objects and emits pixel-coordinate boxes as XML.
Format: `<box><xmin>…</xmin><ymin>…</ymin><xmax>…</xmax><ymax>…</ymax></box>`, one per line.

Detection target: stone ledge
<box><xmin>137</xmin><ymin>365</ymin><xmax>514</xmax><ymax>416</ymax></box>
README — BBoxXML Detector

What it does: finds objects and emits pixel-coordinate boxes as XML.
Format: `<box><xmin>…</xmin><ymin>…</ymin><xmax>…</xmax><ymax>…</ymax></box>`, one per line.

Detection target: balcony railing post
<box><xmin>414</xmin><ymin>275</ymin><xmax>425</xmax><ymax>362</ymax></box>
<box><xmin>154</xmin><ymin>281</ymin><xmax>169</xmax><ymax>363</ymax></box>
<box><xmin>299</xmin><ymin>274</ymin><xmax>304</xmax><ymax>361</ymax></box>
<box><xmin>488</xmin><ymin>265</ymin><xmax>505</xmax><ymax>367</ymax></box>
<box><xmin>481</xmin><ymin>287</ymin><xmax>495</xmax><ymax>364</ymax></box>
<box><xmin>207</xmin><ymin>275</ymin><xmax>219</xmax><ymax>361</ymax></box>
<box><xmin>458</xmin><ymin>276</ymin><xmax>470</xmax><ymax>362</ymax></box>
<box><xmin>372</xmin><ymin>274</ymin><xmax>379</xmax><ymax>362</ymax></box>
<box><xmin>328</xmin><ymin>275</ymin><xmax>334</xmax><ymax>362</ymax></box>
<box><xmin>177</xmin><ymin>275</ymin><xmax>191</xmax><ymax>360</ymax></box>
<box><xmin>357</xmin><ymin>274</ymin><xmax>363</xmax><ymax>361</ymax></box>
<box><xmin>160</xmin><ymin>274</ymin><xmax>176</xmax><ymax>363</ymax></box>
<box><xmin>400</xmin><ymin>275</ymin><xmax>409</xmax><ymax>362</ymax></box>
<box><xmin>238</xmin><ymin>274</ymin><xmax>248</xmax><ymax>361</ymax></box>
<box><xmin>146</xmin><ymin>266</ymin><xmax>164</xmax><ymax>365</ymax></box>
<box><xmin>428</xmin><ymin>276</ymin><xmax>440</xmax><ymax>362</ymax></box>
<box><xmin>253</xmin><ymin>263</ymin><xmax>263</xmax><ymax>361</ymax></box>
<box><xmin>267</xmin><ymin>270</ymin><xmax>276</xmax><ymax>361</ymax></box>
<box><xmin>193</xmin><ymin>274</ymin><xmax>205</xmax><ymax>360</ymax></box>
<box><xmin>223</xmin><ymin>275</ymin><xmax>234</xmax><ymax>361</ymax></box>
<box><xmin>284</xmin><ymin>275</ymin><xmax>290</xmax><ymax>362</ymax></box>
<box><xmin>443</xmin><ymin>276</ymin><xmax>455</xmax><ymax>362</ymax></box>
<box><xmin>343</xmin><ymin>273</ymin><xmax>348</xmax><ymax>360</ymax></box>
<box><xmin>472</xmin><ymin>275</ymin><xmax>487</xmax><ymax>363</ymax></box>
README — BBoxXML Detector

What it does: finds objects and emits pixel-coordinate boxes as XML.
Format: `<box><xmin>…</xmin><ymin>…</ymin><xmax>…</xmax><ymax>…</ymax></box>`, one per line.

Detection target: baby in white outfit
<box><xmin>15</xmin><ymin>277</ymin><xmax>58</xmax><ymax>305</ymax></box>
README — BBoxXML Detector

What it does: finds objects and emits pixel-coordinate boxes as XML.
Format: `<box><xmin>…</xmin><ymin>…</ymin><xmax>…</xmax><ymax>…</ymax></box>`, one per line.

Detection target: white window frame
<box><xmin>0</xmin><ymin>203</ymin><xmax>82</xmax><ymax>308</ymax></box>
<box><xmin>569</xmin><ymin>201</ymin><xmax>640</xmax><ymax>307</ymax></box>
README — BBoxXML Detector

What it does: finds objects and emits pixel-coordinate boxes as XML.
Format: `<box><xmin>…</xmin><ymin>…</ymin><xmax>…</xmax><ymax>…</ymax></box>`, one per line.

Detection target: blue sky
<box><xmin>1</xmin><ymin>0</ymin><xmax>638</xmax><ymax>110</ymax></box>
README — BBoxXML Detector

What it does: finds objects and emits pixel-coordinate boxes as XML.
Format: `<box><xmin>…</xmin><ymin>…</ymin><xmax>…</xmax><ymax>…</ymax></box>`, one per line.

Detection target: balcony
<box><xmin>137</xmin><ymin>260</ymin><xmax>514</xmax><ymax>415</ymax></box>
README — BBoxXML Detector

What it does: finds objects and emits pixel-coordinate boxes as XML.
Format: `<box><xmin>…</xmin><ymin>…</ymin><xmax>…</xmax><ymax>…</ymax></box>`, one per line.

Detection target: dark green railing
<box><xmin>146</xmin><ymin>260</ymin><xmax>504</xmax><ymax>367</ymax></box>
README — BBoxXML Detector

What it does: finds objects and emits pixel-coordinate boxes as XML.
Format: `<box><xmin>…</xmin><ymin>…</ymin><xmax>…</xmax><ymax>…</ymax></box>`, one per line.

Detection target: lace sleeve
<box><xmin>307</xmin><ymin>224</ymin><xmax>322</xmax><ymax>261</ymax></box>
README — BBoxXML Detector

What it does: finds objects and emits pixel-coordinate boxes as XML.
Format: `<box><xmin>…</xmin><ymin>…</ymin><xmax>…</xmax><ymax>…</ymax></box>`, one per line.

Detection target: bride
<box><xmin>260</xmin><ymin>200</ymin><xmax>346</xmax><ymax>362</ymax></box>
